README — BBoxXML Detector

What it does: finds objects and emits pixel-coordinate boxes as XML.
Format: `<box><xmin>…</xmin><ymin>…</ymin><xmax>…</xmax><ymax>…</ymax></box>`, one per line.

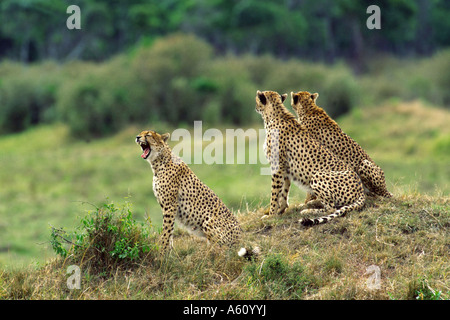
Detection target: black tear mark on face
<box><xmin>258</xmin><ymin>92</ymin><xmax>267</xmax><ymax>105</ymax></box>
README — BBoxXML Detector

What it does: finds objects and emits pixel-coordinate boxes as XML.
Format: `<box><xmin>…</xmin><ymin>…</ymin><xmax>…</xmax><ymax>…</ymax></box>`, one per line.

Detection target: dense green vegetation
<box><xmin>1</xmin><ymin>0</ymin><xmax>449</xmax><ymax>62</ymax></box>
<box><xmin>1</xmin><ymin>34</ymin><xmax>450</xmax><ymax>139</ymax></box>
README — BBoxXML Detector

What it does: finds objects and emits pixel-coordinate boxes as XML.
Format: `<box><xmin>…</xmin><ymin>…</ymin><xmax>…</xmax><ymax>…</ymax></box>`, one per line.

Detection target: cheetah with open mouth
<box><xmin>136</xmin><ymin>130</ymin><xmax>242</xmax><ymax>252</ymax></box>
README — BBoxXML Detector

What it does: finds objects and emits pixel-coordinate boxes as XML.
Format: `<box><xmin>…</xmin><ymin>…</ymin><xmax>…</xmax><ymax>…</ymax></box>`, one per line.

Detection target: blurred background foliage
<box><xmin>0</xmin><ymin>0</ymin><xmax>450</xmax><ymax>139</ymax></box>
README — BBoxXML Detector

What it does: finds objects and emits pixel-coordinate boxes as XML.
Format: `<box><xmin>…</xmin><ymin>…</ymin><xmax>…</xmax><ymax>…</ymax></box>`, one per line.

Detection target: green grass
<box><xmin>0</xmin><ymin>99</ymin><xmax>449</xmax><ymax>299</ymax></box>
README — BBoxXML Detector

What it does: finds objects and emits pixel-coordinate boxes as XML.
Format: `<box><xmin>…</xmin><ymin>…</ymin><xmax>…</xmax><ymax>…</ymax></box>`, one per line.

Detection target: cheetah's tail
<box><xmin>299</xmin><ymin>211</ymin><xmax>345</xmax><ymax>226</ymax></box>
<box><xmin>238</xmin><ymin>246</ymin><xmax>261</xmax><ymax>260</ymax></box>
<box><xmin>300</xmin><ymin>195</ymin><xmax>366</xmax><ymax>227</ymax></box>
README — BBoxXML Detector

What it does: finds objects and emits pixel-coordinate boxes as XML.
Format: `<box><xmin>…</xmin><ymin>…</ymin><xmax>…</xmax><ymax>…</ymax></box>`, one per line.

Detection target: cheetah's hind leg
<box><xmin>299</xmin><ymin>194</ymin><xmax>366</xmax><ymax>227</ymax></box>
<box><xmin>299</xmin><ymin>170</ymin><xmax>366</xmax><ymax>226</ymax></box>
<box><xmin>358</xmin><ymin>159</ymin><xmax>393</xmax><ymax>198</ymax></box>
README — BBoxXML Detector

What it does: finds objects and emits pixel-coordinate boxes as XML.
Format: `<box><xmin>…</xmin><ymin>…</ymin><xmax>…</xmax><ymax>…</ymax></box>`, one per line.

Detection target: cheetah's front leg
<box><xmin>159</xmin><ymin>206</ymin><xmax>176</xmax><ymax>254</ymax></box>
<box><xmin>157</xmin><ymin>189</ymin><xmax>178</xmax><ymax>254</ymax></box>
<box><xmin>277</xmin><ymin>175</ymin><xmax>291</xmax><ymax>215</ymax></box>
<box><xmin>262</xmin><ymin>170</ymin><xmax>287</xmax><ymax>219</ymax></box>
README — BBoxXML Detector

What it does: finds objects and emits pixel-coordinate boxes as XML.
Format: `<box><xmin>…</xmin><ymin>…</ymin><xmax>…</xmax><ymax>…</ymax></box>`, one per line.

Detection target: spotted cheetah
<box><xmin>290</xmin><ymin>91</ymin><xmax>392</xmax><ymax>198</ymax></box>
<box><xmin>136</xmin><ymin>130</ymin><xmax>242</xmax><ymax>252</ymax></box>
<box><xmin>256</xmin><ymin>90</ymin><xmax>366</xmax><ymax>226</ymax></box>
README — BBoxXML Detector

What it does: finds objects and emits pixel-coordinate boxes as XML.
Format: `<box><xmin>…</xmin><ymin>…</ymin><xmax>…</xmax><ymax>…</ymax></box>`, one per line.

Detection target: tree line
<box><xmin>0</xmin><ymin>0</ymin><xmax>449</xmax><ymax>65</ymax></box>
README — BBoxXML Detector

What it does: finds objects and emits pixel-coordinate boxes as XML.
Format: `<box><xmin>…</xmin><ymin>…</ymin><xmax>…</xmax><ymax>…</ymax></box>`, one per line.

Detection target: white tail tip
<box><xmin>238</xmin><ymin>247</ymin><xmax>247</xmax><ymax>257</ymax></box>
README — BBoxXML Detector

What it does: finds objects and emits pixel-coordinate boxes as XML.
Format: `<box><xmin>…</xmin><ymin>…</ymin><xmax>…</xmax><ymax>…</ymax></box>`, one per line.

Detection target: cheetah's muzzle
<box><xmin>137</xmin><ymin>139</ymin><xmax>151</xmax><ymax>159</ymax></box>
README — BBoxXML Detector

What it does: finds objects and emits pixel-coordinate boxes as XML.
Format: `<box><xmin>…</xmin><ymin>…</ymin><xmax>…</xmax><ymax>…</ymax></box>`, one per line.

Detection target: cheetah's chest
<box><xmin>153</xmin><ymin>174</ymin><xmax>207</xmax><ymax>238</ymax></box>
<box><xmin>152</xmin><ymin>176</ymin><xmax>161</xmax><ymax>203</ymax></box>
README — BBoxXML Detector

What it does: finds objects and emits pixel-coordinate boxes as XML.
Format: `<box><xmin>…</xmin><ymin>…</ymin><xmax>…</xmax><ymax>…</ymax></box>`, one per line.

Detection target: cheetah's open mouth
<box><xmin>139</xmin><ymin>141</ymin><xmax>151</xmax><ymax>159</ymax></box>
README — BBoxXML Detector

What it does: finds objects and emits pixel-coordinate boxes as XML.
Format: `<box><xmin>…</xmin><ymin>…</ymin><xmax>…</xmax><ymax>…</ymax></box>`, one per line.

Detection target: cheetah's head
<box><xmin>290</xmin><ymin>91</ymin><xmax>319</xmax><ymax>116</ymax></box>
<box><xmin>255</xmin><ymin>90</ymin><xmax>287</xmax><ymax>115</ymax></box>
<box><xmin>135</xmin><ymin>130</ymin><xmax>170</xmax><ymax>162</ymax></box>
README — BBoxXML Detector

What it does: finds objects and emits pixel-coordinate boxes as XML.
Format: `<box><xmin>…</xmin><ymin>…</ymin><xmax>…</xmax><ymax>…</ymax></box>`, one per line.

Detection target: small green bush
<box><xmin>243</xmin><ymin>253</ymin><xmax>316</xmax><ymax>299</ymax></box>
<box><xmin>408</xmin><ymin>278</ymin><xmax>444</xmax><ymax>300</ymax></box>
<box><xmin>50</xmin><ymin>199</ymin><xmax>157</xmax><ymax>274</ymax></box>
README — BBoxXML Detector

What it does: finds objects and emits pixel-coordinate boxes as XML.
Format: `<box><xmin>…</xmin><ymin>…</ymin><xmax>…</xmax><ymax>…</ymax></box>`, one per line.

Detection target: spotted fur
<box><xmin>256</xmin><ymin>90</ymin><xmax>366</xmax><ymax>226</ymax></box>
<box><xmin>291</xmin><ymin>91</ymin><xmax>392</xmax><ymax>198</ymax></box>
<box><xmin>136</xmin><ymin>130</ymin><xmax>242</xmax><ymax>253</ymax></box>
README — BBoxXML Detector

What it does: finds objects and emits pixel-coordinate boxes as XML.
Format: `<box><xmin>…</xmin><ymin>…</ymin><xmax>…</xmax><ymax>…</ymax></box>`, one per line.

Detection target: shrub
<box><xmin>321</xmin><ymin>65</ymin><xmax>360</xmax><ymax>118</ymax></box>
<box><xmin>206</xmin><ymin>56</ymin><xmax>259</xmax><ymax>124</ymax></box>
<box><xmin>361</xmin><ymin>51</ymin><xmax>450</xmax><ymax>108</ymax></box>
<box><xmin>56</xmin><ymin>57</ymin><xmax>144</xmax><ymax>139</ymax></box>
<box><xmin>1</xmin><ymin>34</ymin><xmax>448</xmax><ymax>139</ymax></box>
<box><xmin>416</xmin><ymin>49</ymin><xmax>450</xmax><ymax>107</ymax></box>
<box><xmin>130</xmin><ymin>33</ymin><xmax>215</xmax><ymax>125</ymax></box>
<box><xmin>0</xmin><ymin>61</ymin><xmax>60</xmax><ymax>133</ymax></box>
<box><xmin>50</xmin><ymin>199</ymin><xmax>157</xmax><ymax>274</ymax></box>
<box><xmin>248</xmin><ymin>57</ymin><xmax>359</xmax><ymax>118</ymax></box>
<box><xmin>243</xmin><ymin>253</ymin><xmax>316</xmax><ymax>299</ymax></box>
<box><xmin>55</xmin><ymin>34</ymin><xmax>220</xmax><ymax>138</ymax></box>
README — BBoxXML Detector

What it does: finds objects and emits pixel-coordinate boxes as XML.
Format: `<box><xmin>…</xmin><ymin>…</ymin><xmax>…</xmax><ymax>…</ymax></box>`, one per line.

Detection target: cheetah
<box><xmin>136</xmin><ymin>130</ymin><xmax>242</xmax><ymax>253</ymax></box>
<box><xmin>290</xmin><ymin>91</ymin><xmax>392</xmax><ymax>198</ymax></box>
<box><xmin>255</xmin><ymin>90</ymin><xmax>366</xmax><ymax>226</ymax></box>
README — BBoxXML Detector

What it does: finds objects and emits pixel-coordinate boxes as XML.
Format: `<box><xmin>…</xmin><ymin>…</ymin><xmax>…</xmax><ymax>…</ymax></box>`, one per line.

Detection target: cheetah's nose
<box><xmin>136</xmin><ymin>136</ymin><xmax>140</xmax><ymax>142</ymax></box>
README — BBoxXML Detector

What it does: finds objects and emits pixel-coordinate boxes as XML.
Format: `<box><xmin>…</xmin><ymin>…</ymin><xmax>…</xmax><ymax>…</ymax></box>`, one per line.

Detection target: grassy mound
<box><xmin>1</xmin><ymin>194</ymin><xmax>448</xmax><ymax>300</ymax></box>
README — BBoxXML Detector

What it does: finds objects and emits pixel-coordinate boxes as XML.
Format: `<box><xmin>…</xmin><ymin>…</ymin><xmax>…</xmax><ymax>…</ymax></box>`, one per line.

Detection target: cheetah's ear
<box><xmin>257</xmin><ymin>90</ymin><xmax>267</xmax><ymax>105</ymax></box>
<box><xmin>161</xmin><ymin>133</ymin><xmax>170</xmax><ymax>143</ymax></box>
<box><xmin>311</xmin><ymin>93</ymin><xmax>319</xmax><ymax>102</ymax></box>
<box><xmin>281</xmin><ymin>93</ymin><xmax>287</xmax><ymax>103</ymax></box>
<box><xmin>291</xmin><ymin>92</ymin><xmax>299</xmax><ymax>105</ymax></box>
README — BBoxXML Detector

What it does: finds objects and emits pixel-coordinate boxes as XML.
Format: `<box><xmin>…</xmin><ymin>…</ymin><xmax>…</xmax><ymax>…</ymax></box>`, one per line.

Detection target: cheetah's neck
<box><xmin>262</xmin><ymin>103</ymin><xmax>298</xmax><ymax>129</ymax></box>
<box><xmin>148</xmin><ymin>147</ymin><xmax>181</xmax><ymax>173</ymax></box>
